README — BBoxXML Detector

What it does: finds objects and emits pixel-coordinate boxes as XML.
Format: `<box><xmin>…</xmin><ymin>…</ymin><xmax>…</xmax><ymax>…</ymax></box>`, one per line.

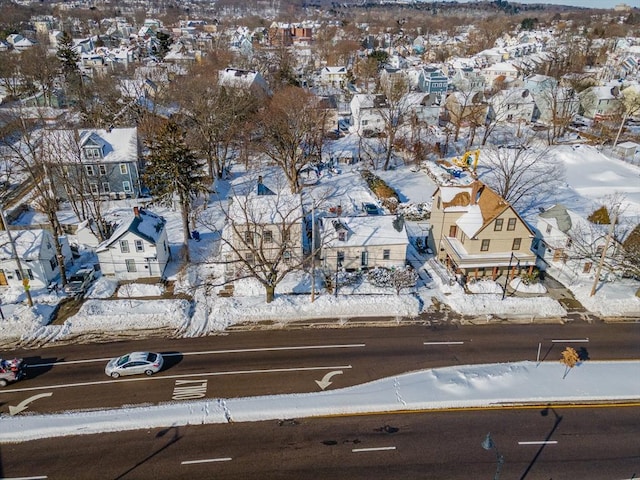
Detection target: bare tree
<box><xmin>445</xmin><ymin>90</ymin><xmax>488</xmax><ymax>143</ymax></box>
<box><xmin>613</xmin><ymin>87</ymin><xmax>640</xmax><ymax>147</ymax></box>
<box><xmin>212</xmin><ymin>179</ymin><xmax>330</xmax><ymax>303</ymax></box>
<box><xmin>19</xmin><ymin>44</ymin><xmax>60</xmax><ymax>107</ymax></box>
<box><xmin>0</xmin><ymin>110</ymin><xmax>69</xmax><ymax>286</ymax></box>
<box><xmin>0</xmin><ymin>52</ymin><xmax>23</xmax><ymax>100</ymax></box>
<box><xmin>376</xmin><ymin>76</ymin><xmax>411</xmax><ymax>171</ymax></box>
<box><xmin>171</xmin><ymin>60</ymin><xmax>259</xmax><ymax>182</ymax></box>
<box><xmin>254</xmin><ymin>86</ymin><xmax>327</xmax><ymax>194</ymax></box>
<box><xmin>41</xmin><ymin>128</ymin><xmax>113</xmax><ymax>242</ymax></box>
<box><xmin>478</xmin><ymin>142</ymin><xmax>564</xmax><ymax>213</ymax></box>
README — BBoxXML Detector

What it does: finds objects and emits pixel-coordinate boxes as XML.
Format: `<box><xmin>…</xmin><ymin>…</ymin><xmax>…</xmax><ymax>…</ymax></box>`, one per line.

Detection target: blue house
<box><xmin>419</xmin><ymin>67</ymin><xmax>448</xmax><ymax>96</ymax></box>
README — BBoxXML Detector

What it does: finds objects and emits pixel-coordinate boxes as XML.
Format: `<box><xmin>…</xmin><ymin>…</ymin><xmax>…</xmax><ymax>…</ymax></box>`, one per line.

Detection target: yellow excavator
<box><xmin>452</xmin><ymin>149</ymin><xmax>480</xmax><ymax>174</ymax></box>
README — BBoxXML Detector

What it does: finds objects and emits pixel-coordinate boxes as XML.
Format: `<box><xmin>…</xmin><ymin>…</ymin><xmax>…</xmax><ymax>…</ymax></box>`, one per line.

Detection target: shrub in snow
<box><xmin>367</xmin><ymin>266</ymin><xmax>418</xmax><ymax>295</ymax></box>
<box><xmin>367</xmin><ymin>267</ymin><xmax>393</xmax><ymax>287</ymax></box>
<box><xmin>518</xmin><ymin>270</ymin><xmax>539</xmax><ymax>286</ymax></box>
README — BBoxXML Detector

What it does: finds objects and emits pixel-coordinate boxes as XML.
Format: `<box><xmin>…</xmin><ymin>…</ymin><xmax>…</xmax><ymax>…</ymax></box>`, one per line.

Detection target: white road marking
<box><xmin>551</xmin><ymin>339</ymin><xmax>589</xmax><ymax>343</ymax></box>
<box><xmin>26</xmin><ymin>344</ymin><xmax>366</xmax><ymax>368</ymax></box>
<box><xmin>0</xmin><ymin>476</ymin><xmax>48</xmax><ymax>479</ymax></box>
<box><xmin>181</xmin><ymin>457</ymin><xmax>232</xmax><ymax>465</ymax></box>
<box><xmin>518</xmin><ymin>441</ymin><xmax>558</xmax><ymax>445</ymax></box>
<box><xmin>352</xmin><ymin>446</ymin><xmax>396</xmax><ymax>453</ymax></box>
<box><xmin>2</xmin><ymin>365</ymin><xmax>354</xmax><ymax>394</ymax></box>
<box><xmin>423</xmin><ymin>341</ymin><xmax>465</xmax><ymax>345</ymax></box>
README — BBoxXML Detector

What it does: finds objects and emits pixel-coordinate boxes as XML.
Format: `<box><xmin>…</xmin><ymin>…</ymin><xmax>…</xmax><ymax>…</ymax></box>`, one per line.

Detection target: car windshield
<box><xmin>116</xmin><ymin>354</ymin><xmax>130</xmax><ymax>366</ymax></box>
<box><xmin>147</xmin><ymin>353</ymin><xmax>157</xmax><ymax>362</ymax></box>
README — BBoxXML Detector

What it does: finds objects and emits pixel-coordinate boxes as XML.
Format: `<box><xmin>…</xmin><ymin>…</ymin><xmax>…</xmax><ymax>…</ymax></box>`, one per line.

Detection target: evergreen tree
<box><xmin>56</xmin><ymin>31</ymin><xmax>82</xmax><ymax>103</ymax></box>
<box><xmin>143</xmin><ymin>119</ymin><xmax>209</xmax><ymax>262</ymax></box>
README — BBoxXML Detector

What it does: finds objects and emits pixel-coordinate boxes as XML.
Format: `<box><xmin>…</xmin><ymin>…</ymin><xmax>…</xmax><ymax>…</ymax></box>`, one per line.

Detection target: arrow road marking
<box><xmin>315</xmin><ymin>370</ymin><xmax>343</xmax><ymax>390</ymax></box>
<box><xmin>9</xmin><ymin>392</ymin><xmax>53</xmax><ymax>416</ymax></box>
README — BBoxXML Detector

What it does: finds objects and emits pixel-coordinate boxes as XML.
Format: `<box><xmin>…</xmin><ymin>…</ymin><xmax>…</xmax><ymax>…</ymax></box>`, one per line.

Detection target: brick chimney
<box><xmin>133</xmin><ymin>206</ymin><xmax>140</xmax><ymax>218</ymax></box>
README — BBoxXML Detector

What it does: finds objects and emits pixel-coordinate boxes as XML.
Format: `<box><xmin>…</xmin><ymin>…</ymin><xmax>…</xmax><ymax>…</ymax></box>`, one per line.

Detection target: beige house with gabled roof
<box><xmin>429</xmin><ymin>180</ymin><xmax>536</xmax><ymax>281</ymax></box>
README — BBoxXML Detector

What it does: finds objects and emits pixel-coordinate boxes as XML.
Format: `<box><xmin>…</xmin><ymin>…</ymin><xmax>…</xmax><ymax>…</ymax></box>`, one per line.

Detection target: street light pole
<box><xmin>481</xmin><ymin>433</ymin><xmax>504</xmax><ymax>480</ymax></box>
<box><xmin>502</xmin><ymin>252</ymin><xmax>514</xmax><ymax>301</ymax></box>
<box><xmin>334</xmin><ymin>255</ymin><xmax>340</xmax><ymax>298</ymax></box>
<box><xmin>311</xmin><ymin>203</ymin><xmax>316</xmax><ymax>303</ymax></box>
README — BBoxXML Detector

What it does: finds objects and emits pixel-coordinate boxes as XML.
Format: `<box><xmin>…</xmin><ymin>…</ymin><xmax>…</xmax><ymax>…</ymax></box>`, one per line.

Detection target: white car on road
<box><xmin>105</xmin><ymin>352</ymin><xmax>164</xmax><ymax>378</ymax></box>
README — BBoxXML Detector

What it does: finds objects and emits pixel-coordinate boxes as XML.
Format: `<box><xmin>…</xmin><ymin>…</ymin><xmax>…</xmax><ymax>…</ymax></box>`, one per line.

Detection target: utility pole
<box><xmin>590</xmin><ymin>210</ymin><xmax>618</xmax><ymax>297</ymax></box>
<box><xmin>311</xmin><ymin>203</ymin><xmax>315</xmax><ymax>303</ymax></box>
<box><xmin>0</xmin><ymin>207</ymin><xmax>33</xmax><ymax>307</ymax></box>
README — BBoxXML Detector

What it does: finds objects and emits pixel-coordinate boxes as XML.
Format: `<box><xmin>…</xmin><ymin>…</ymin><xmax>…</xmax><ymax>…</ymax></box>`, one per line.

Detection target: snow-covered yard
<box><xmin>0</xmin><ymin>139</ymin><xmax>638</xmax><ymax>347</ymax></box>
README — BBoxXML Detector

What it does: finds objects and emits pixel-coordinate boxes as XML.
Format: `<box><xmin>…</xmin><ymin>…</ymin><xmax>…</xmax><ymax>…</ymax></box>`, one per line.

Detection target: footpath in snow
<box><xmin>1</xmin><ymin>360</ymin><xmax>639</xmax><ymax>443</ymax></box>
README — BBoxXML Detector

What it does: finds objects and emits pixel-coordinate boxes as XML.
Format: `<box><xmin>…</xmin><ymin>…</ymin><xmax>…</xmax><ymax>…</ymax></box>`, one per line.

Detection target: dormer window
<box><xmin>84</xmin><ymin>147</ymin><xmax>102</xmax><ymax>160</ymax></box>
<box><xmin>338</xmin><ymin>230</ymin><xmax>346</xmax><ymax>241</ymax></box>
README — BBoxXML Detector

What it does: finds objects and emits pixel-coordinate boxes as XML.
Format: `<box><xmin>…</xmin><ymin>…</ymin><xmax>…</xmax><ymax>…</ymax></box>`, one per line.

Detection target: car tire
<box><xmin>110</xmin><ymin>372</ymin><xmax>120</xmax><ymax>378</ymax></box>
<box><xmin>145</xmin><ymin>369</ymin><xmax>154</xmax><ymax>376</ymax></box>
<box><xmin>0</xmin><ymin>379</ymin><xmax>7</xmax><ymax>387</ymax></box>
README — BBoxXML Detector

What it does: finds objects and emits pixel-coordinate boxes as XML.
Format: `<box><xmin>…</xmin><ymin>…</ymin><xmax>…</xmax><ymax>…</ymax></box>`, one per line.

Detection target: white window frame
<box><xmin>120</xmin><ymin>164</ymin><xmax>128</xmax><ymax>175</ymax></box>
<box><xmin>85</xmin><ymin>165</ymin><xmax>95</xmax><ymax>176</ymax></box>
<box><xmin>135</xmin><ymin>240</ymin><xmax>144</xmax><ymax>252</ymax></box>
<box><xmin>122</xmin><ymin>181</ymin><xmax>131</xmax><ymax>193</ymax></box>
<box><xmin>99</xmin><ymin>165</ymin><xmax>107</xmax><ymax>175</ymax></box>
<box><xmin>89</xmin><ymin>183</ymin><xmax>99</xmax><ymax>195</ymax></box>
<box><xmin>125</xmin><ymin>259</ymin><xmax>136</xmax><ymax>272</ymax></box>
<box><xmin>120</xmin><ymin>240</ymin><xmax>130</xmax><ymax>253</ymax></box>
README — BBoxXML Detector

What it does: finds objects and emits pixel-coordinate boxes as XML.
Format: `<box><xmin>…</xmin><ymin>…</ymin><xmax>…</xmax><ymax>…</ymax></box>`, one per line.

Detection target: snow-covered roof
<box><xmin>0</xmin><ymin>229</ymin><xmax>48</xmax><ymax>260</ymax></box>
<box><xmin>42</xmin><ymin>128</ymin><xmax>138</xmax><ymax>164</ymax></box>
<box><xmin>324</xmin><ymin>215</ymin><xmax>408</xmax><ymax>248</ymax></box>
<box><xmin>456</xmin><ymin>204</ymin><xmax>484</xmax><ymax>238</ymax></box>
<box><xmin>96</xmin><ymin>208</ymin><xmax>166</xmax><ymax>252</ymax></box>
<box><xmin>228</xmin><ymin>193</ymin><xmax>303</xmax><ymax>225</ymax></box>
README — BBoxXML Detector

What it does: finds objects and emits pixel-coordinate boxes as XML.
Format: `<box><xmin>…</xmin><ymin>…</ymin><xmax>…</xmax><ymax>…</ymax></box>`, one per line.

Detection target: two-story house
<box><xmin>481</xmin><ymin>61</ymin><xmax>521</xmax><ymax>89</ymax></box>
<box><xmin>0</xmin><ymin>229</ymin><xmax>71</xmax><ymax>289</ymax></box>
<box><xmin>349</xmin><ymin>94</ymin><xmax>389</xmax><ymax>135</ymax></box>
<box><xmin>578</xmin><ymin>84</ymin><xmax>622</xmax><ymax>121</ymax></box>
<box><xmin>487</xmin><ymin>87</ymin><xmax>536</xmax><ymax>125</ymax></box>
<box><xmin>451</xmin><ymin>67</ymin><xmax>487</xmax><ymax>93</ymax></box>
<box><xmin>533</xmin><ymin>204</ymin><xmax>625</xmax><ymax>276</ymax></box>
<box><xmin>429</xmin><ymin>181</ymin><xmax>536</xmax><ymax>281</ymax></box>
<box><xmin>44</xmin><ymin>127</ymin><xmax>142</xmax><ymax>200</ymax></box>
<box><xmin>96</xmin><ymin>207</ymin><xmax>170</xmax><ymax>280</ymax></box>
<box><xmin>320</xmin><ymin>215</ymin><xmax>409</xmax><ymax>272</ymax></box>
<box><xmin>222</xmin><ymin>178</ymin><xmax>304</xmax><ymax>279</ymax></box>
<box><xmin>418</xmin><ymin>67</ymin><xmax>448</xmax><ymax>97</ymax></box>
<box><xmin>524</xmin><ymin>74</ymin><xmax>579</xmax><ymax>126</ymax></box>
<box><xmin>319</xmin><ymin>66</ymin><xmax>349</xmax><ymax>89</ymax></box>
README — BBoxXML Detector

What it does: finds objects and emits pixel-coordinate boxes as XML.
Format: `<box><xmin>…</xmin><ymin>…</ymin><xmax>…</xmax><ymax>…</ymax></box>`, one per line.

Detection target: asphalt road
<box><xmin>0</xmin><ymin>406</ymin><xmax>638</xmax><ymax>479</ymax></box>
<box><xmin>1</xmin><ymin>323</ymin><xmax>638</xmax><ymax>415</ymax></box>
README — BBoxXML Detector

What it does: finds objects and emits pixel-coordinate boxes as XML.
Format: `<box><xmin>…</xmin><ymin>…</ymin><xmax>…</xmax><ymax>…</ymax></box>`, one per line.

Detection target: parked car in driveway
<box><xmin>64</xmin><ymin>266</ymin><xmax>95</xmax><ymax>296</ymax></box>
<box><xmin>105</xmin><ymin>352</ymin><xmax>164</xmax><ymax>378</ymax></box>
<box><xmin>362</xmin><ymin>202</ymin><xmax>380</xmax><ymax>215</ymax></box>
